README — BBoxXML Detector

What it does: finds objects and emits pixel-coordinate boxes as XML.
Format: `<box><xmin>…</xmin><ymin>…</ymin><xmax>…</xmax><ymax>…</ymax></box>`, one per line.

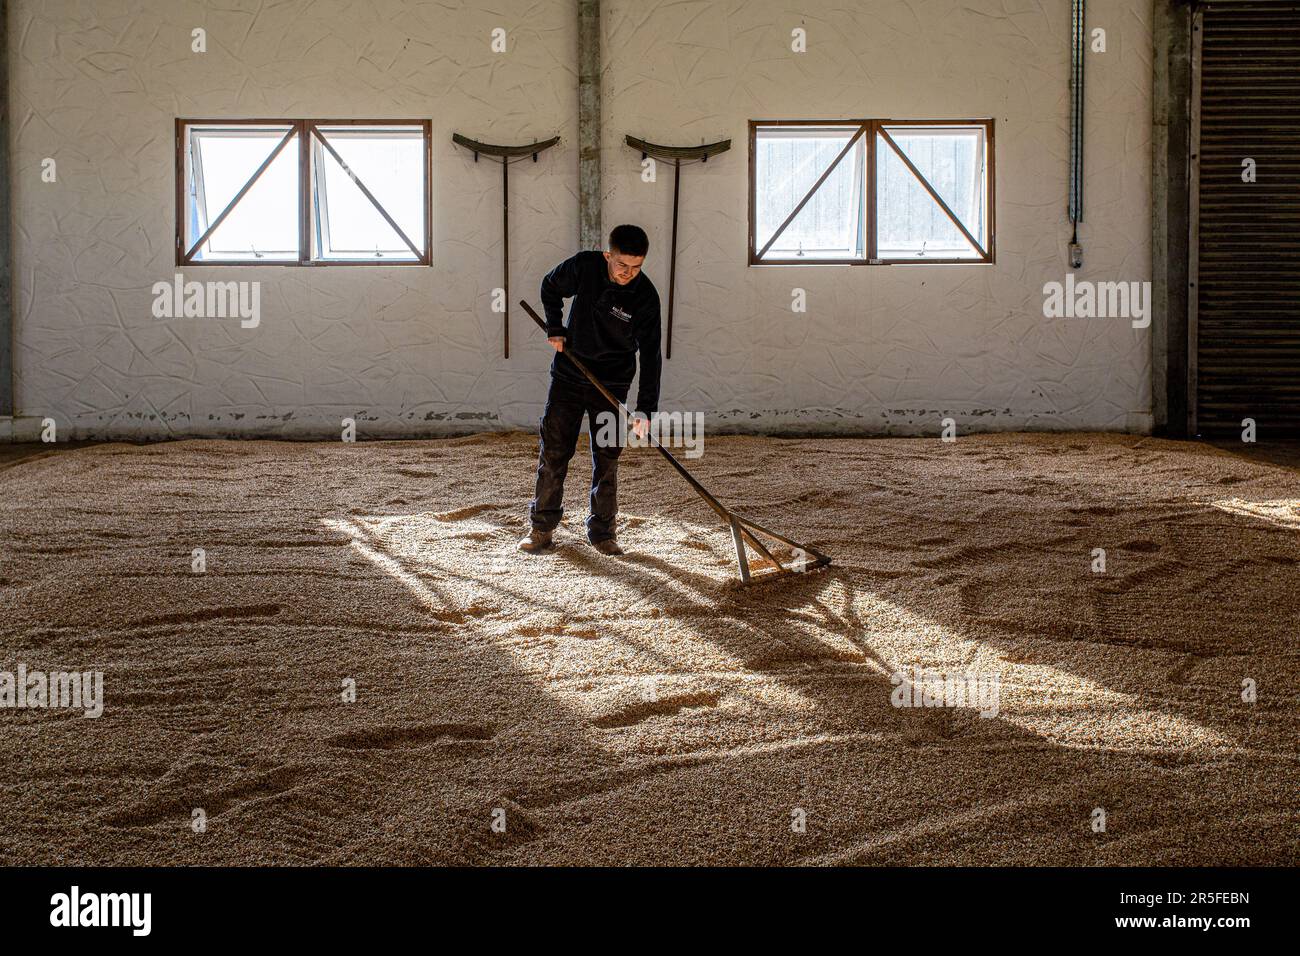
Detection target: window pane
<box><xmin>755</xmin><ymin>126</ymin><xmax>864</xmax><ymax>260</ymax></box>
<box><xmin>313</xmin><ymin>126</ymin><xmax>424</xmax><ymax>261</ymax></box>
<box><xmin>187</xmin><ymin>127</ymin><xmax>300</xmax><ymax>261</ymax></box>
<box><xmin>876</xmin><ymin>127</ymin><xmax>985</xmax><ymax>260</ymax></box>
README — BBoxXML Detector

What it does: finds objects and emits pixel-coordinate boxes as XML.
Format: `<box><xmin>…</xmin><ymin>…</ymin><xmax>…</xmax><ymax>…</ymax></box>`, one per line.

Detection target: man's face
<box><xmin>604</xmin><ymin>250</ymin><xmax>645</xmax><ymax>286</ymax></box>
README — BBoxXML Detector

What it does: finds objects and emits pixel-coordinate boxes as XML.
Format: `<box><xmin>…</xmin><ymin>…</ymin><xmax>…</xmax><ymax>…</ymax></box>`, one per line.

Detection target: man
<box><xmin>519</xmin><ymin>224</ymin><xmax>662</xmax><ymax>556</ymax></box>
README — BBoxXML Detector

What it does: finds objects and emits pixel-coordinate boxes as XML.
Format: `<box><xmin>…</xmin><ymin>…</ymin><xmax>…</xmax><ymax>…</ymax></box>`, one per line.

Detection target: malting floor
<box><xmin>0</xmin><ymin>431</ymin><xmax>1296</xmax><ymax>865</ymax></box>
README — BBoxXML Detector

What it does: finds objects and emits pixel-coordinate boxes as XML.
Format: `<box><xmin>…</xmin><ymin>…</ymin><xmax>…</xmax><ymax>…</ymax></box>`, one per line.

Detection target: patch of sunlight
<box><xmin>848</xmin><ymin>592</ymin><xmax>1235</xmax><ymax>753</ymax></box>
<box><xmin>325</xmin><ymin>513</ymin><xmax>1234</xmax><ymax>757</ymax></box>
<box><xmin>320</xmin><ymin>513</ymin><xmax>818</xmax><ymax>736</ymax></box>
<box><xmin>1212</xmin><ymin>497</ymin><xmax>1300</xmax><ymax>530</ymax></box>
<box><xmin>993</xmin><ymin>674</ymin><xmax>1234</xmax><ymax>752</ymax></box>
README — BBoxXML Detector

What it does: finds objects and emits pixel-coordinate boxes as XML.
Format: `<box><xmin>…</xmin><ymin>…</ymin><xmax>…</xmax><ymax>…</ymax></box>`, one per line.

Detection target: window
<box><xmin>749</xmin><ymin>119</ymin><xmax>993</xmax><ymax>265</ymax></box>
<box><xmin>176</xmin><ymin>119</ymin><xmax>431</xmax><ymax>265</ymax></box>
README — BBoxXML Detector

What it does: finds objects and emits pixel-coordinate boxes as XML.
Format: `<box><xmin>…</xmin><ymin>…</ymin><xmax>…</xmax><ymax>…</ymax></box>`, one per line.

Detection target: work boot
<box><xmin>517</xmin><ymin>528</ymin><xmax>554</xmax><ymax>554</ymax></box>
<box><xmin>590</xmin><ymin>537</ymin><xmax>624</xmax><ymax>556</ymax></box>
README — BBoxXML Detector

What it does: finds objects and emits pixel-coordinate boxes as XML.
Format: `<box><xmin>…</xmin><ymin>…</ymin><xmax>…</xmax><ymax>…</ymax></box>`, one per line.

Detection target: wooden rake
<box><xmin>520</xmin><ymin>300</ymin><xmax>831</xmax><ymax>585</ymax></box>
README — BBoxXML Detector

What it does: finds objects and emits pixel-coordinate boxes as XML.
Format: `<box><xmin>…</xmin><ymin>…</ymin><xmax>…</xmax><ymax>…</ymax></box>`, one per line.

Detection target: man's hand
<box><xmin>548</xmin><ymin>336</ymin><xmax>564</xmax><ymax>352</ymax></box>
<box><xmin>631</xmin><ymin>415</ymin><xmax>650</xmax><ymax>441</ymax></box>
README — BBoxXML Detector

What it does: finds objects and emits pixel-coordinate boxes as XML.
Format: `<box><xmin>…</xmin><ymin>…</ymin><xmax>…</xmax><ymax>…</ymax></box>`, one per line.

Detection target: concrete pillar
<box><xmin>577</xmin><ymin>0</ymin><xmax>601</xmax><ymax>252</ymax></box>
<box><xmin>0</xmin><ymin>0</ymin><xmax>13</xmax><ymax>417</ymax></box>
<box><xmin>1152</xmin><ymin>0</ymin><xmax>1194</xmax><ymax>436</ymax></box>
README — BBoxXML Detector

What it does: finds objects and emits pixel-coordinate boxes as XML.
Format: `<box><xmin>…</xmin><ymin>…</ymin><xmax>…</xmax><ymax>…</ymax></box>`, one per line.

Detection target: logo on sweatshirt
<box><xmin>609</xmin><ymin>304</ymin><xmax>633</xmax><ymax>323</ymax></box>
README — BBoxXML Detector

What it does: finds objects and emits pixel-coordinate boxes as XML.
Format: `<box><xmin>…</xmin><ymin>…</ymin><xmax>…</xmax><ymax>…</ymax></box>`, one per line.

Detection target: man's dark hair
<box><xmin>608</xmin><ymin>224</ymin><xmax>649</xmax><ymax>258</ymax></box>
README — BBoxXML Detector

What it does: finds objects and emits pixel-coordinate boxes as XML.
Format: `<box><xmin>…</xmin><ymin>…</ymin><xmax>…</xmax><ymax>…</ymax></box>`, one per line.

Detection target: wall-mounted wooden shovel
<box><xmin>624</xmin><ymin>136</ymin><xmax>731</xmax><ymax>360</ymax></box>
<box><xmin>453</xmin><ymin>134</ymin><xmax>560</xmax><ymax>358</ymax></box>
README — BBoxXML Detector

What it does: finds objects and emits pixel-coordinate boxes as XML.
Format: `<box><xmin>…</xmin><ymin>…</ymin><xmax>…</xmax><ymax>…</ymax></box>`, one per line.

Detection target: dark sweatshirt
<box><xmin>540</xmin><ymin>251</ymin><xmax>662</xmax><ymax>416</ymax></box>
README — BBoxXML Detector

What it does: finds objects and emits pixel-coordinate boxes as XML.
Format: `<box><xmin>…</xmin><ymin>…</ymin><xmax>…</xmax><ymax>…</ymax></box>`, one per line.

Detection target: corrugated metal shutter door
<box><xmin>1196</xmin><ymin>2</ymin><xmax>1300</xmax><ymax>434</ymax></box>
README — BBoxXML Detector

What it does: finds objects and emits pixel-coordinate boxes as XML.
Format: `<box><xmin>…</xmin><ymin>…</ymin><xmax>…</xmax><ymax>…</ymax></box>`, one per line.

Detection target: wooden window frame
<box><xmin>748</xmin><ymin>118</ymin><xmax>995</xmax><ymax>266</ymax></box>
<box><xmin>175</xmin><ymin>118</ymin><xmax>433</xmax><ymax>267</ymax></box>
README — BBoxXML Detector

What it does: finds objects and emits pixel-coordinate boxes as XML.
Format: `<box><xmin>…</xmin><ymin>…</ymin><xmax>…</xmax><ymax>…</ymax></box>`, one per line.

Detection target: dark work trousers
<box><xmin>528</xmin><ymin>373</ymin><xmax>630</xmax><ymax>543</ymax></box>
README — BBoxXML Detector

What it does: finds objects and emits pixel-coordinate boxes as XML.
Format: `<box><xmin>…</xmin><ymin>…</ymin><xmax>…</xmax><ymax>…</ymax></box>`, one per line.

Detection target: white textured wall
<box><xmin>10</xmin><ymin>0</ymin><xmax>1153</xmax><ymax>439</ymax></box>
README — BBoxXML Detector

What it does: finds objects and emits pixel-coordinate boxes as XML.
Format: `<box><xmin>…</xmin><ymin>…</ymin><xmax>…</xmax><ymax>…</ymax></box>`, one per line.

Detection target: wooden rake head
<box><xmin>726</xmin><ymin>512</ymin><xmax>832</xmax><ymax>586</ymax></box>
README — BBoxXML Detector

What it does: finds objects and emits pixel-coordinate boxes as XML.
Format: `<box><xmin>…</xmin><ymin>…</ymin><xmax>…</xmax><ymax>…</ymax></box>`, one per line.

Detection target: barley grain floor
<box><xmin>1</xmin><ymin>432</ymin><xmax>1296</xmax><ymax>865</ymax></box>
